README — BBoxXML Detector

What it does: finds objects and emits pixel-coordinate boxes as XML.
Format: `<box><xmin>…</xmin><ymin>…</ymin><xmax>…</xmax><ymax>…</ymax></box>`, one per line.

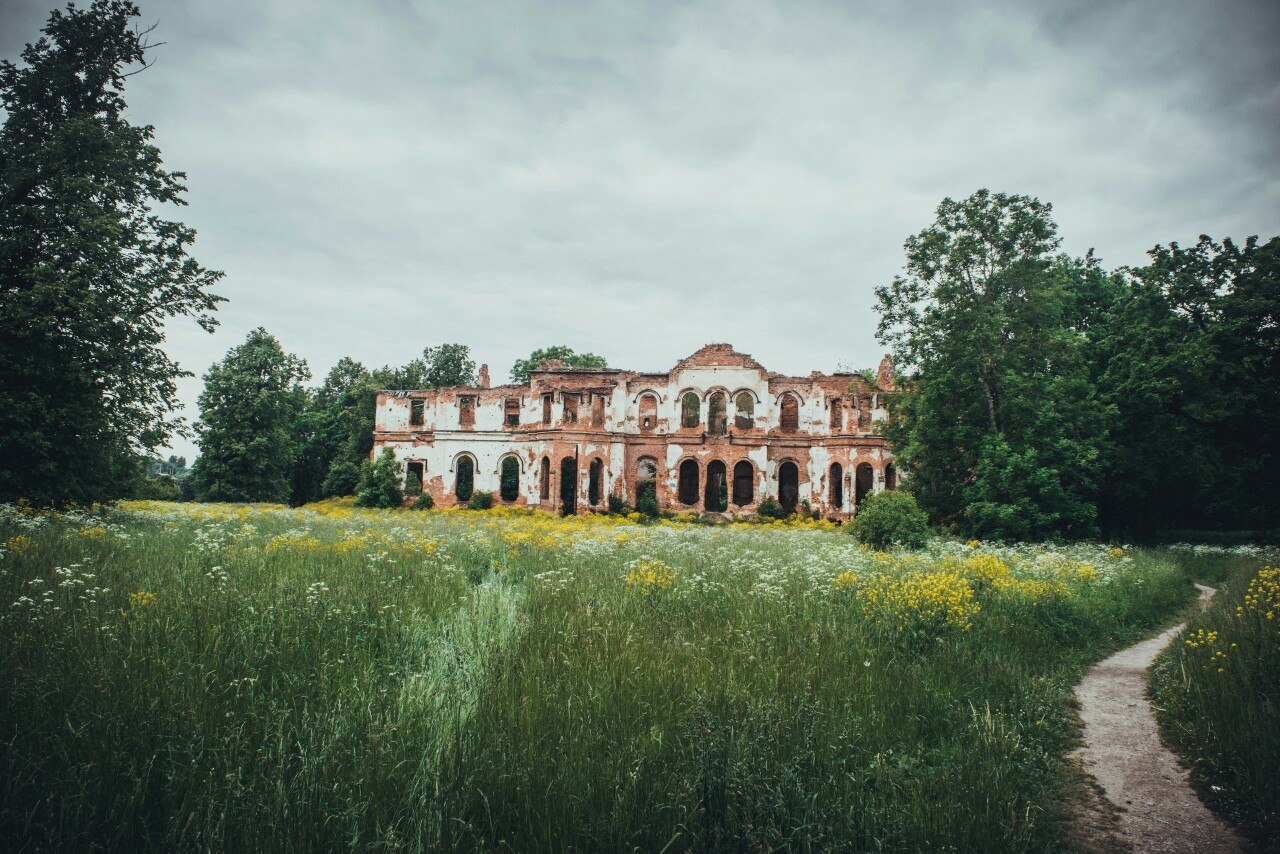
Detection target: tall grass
<box><xmin>1150</xmin><ymin>548</ymin><xmax>1280</xmax><ymax>848</ymax></box>
<box><xmin>0</xmin><ymin>502</ymin><xmax>1192</xmax><ymax>850</ymax></box>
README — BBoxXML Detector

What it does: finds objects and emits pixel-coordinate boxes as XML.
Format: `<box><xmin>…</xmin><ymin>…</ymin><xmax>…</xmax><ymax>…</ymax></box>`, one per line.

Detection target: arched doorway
<box><xmin>499</xmin><ymin>456</ymin><xmax>520</xmax><ymax>502</ymax></box>
<box><xmin>455</xmin><ymin>456</ymin><xmax>475</xmax><ymax>502</ymax></box>
<box><xmin>588</xmin><ymin>458</ymin><xmax>603</xmax><ymax>507</ymax></box>
<box><xmin>732</xmin><ymin>460</ymin><xmax>754</xmax><ymax>506</ymax></box>
<box><xmin>885</xmin><ymin>463</ymin><xmax>897</xmax><ymax>491</ymax></box>
<box><xmin>855</xmin><ymin>462</ymin><xmax>873</xmax><ymax>506</ymax></box>
<box><xmin>559</xmin><ymin>457</ymin><xmax>578</xmax><ymax>516</ymax></box>
<box><xmin>778</xmin><ymin>461</ymin><xmax>799</xmax><ymax>512</ymax></box>
<box><xmin>635</xmin><ymin>457</ymin><xmax>658</xmax><ymax>508</ymax></box>
<box><xmin>704</xmin><ymin>460</ymin><xmax>727</xmax><ymax>512</ymax></box>
<box><xmin>677</xmin><ymin>459</ymin><xmax>699</xmax><ymax>506</ymax></box>
<box><xmin>539</xmin><ymin>456</ymin><xmax>551</xmax><ymax>501</ymax></box>
<box><xmin>829</xmin><ymin>462</ymin><xmax>843</xmax><ymax>509</ymax></box>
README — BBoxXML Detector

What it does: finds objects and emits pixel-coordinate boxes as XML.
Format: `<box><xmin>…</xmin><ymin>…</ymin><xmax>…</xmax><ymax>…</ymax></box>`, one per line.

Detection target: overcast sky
<box><xmin>3</xmin><ymin>0</ymin><xmax>1279</xmax><ymax>460</ymax></box>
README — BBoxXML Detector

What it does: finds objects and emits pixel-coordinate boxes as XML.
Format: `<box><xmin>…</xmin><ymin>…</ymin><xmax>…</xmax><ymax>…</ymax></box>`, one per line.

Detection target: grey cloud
<box><xmin>2</xmin><ymin>0</ymin><xmax>1277</xmax><ymax>459</ymax></box>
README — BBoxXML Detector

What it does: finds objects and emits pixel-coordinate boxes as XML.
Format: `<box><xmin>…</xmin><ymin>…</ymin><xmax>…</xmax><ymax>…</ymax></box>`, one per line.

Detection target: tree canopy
<box><xmin>190</xmin><ymin>329</ymin><xmax>309</xmax><ymax>503</ymax></box>
<box><xmin>510</xmin><ymin>346</ymin><xmax>608</xmax><ymax>384</ymax></box>
<box><xmin>0</xmin><ymin>0</ymin><xmax>223</xmax><ymax>505</ymax></box>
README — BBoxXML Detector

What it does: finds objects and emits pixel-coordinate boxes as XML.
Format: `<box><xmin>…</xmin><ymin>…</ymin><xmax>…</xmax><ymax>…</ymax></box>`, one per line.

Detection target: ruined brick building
<box><xmin>371</xmin><ymin>344</ymin><xmax>898</xmax><ymax>518</ymax></box>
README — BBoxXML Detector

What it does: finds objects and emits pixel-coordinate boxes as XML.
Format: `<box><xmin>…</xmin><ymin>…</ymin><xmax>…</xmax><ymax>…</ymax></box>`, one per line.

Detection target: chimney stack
<box><xmin>478</xmin><ymin>363</ymin><xmax>491</xmax><ymax>389</ymax></box>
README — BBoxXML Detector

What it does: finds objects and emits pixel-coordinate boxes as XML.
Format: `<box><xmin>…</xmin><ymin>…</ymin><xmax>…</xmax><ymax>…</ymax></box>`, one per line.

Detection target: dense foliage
<box><xmin>189</xmin><ymin>329</ymin><xmax>309</xmax><ymax>503</ymax></box>
<box><xmin>1151</xmin><ymin>552</ymin><xmax>1280</xmax><ymax>848</ymax></box>
<box><xmin>353</xmin><ymin>448</ymin><xmax>403</xmax><ymax>509</ymax></box>
<box><xmin>0</xmin><ymin>0</ymin><xmax>223</xmax><ymax>506</ymax></box>
<box><xmin>878</xmin><ymin>190</ymin><xmax>1279</xmax><ymax>540</ymax></box>
<box><xmin>0</xmin><ymin>502</ymin><xmax>1192</xmax><ymax>850</ymax></box>
<box><xmin>509</xmin><ymin>345</ymin><xmax>608</xmax><ymax>384</ymax></box>
<box><xmin>848</xmin><ymin>490</ymin><xmax>930</xmax><ymax>550</ymax></box>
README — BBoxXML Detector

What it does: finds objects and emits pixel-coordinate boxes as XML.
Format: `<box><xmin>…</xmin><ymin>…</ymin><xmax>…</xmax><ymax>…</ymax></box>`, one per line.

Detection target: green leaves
<box><xmin>509</xmin><ymin>346</ymin><xmax>608</xmax><ymax>385</ymax></box>
<box><xmin>0</xmin><ymin>1</ymin><xmax>223</xmax><ymax>505</ymax></box>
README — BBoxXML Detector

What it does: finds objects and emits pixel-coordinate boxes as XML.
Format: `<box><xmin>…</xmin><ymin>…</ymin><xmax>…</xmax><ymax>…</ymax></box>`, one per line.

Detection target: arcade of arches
<box><xmin>372</xmin><ymin>343</ymin><xmax>898</xmax><ymax>517</ymax></box>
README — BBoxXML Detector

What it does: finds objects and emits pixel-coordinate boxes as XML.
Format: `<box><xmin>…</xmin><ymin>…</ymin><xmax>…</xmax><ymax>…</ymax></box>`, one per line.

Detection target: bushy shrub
<box><xmin>607</xmin><ymin>494</ymin><xmax>632</xmax><ymax>515</ymax></box>
<box><xmin>756</xmin><ymin>496</ymin><xmax>789</xmax><ymax>520</ymax></box>
<box><xmin>403</xmin><ymin>471</ymin><xmax>422</xmax><ymax>497</ymax></box>
<box><xmin>354</xmin><ymin>449</ymin><xmax>403</xmax><ymax>509</ymax></box>
<box><xmin>636</xmin><ymin>489</ymin><xmax>660</xmax><ymax>518</ymax></box>
<box><xmin>413</xmin><ymin>492</ymin><xmax>434</xmax><ymax>510</ymax></box>
<box><xmin>849</xmin><ymin>490</ymin><xmax>930</xmax><ymax>550</ymax></box>
<box><xmin>467</xmin><ymin>490</ymin><xmax>494</xmax><ymax>511</ymax></box>
<box><xmin>321</xmin><ymin>460</ymin><xmax>360</xmax><ymax>498</ymax></box>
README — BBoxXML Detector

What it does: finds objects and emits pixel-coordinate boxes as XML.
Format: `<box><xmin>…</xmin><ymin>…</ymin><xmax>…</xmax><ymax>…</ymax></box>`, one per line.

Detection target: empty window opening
<box><xmin>504</xmin><ymin>397</ymin><xmax>520</xmax><ymax>427</ymax></box>
<box><xmin>704</xmin><ymin>460</ymin><xmax>727</xmax><ymax>512</ymax></box>
<box><xmin>458</xmin><ymin>395</ymin><xmax>476</xmax><ymax>428</ymax></box>
<box><xmin>734</xmin><ymin>392</ymin><xmax>754</xmax><ymax>430</ymax></box>
<box><xmin>559</xmin><ymin>457</ymin><xmax>578</xmax><ymax>516</ymax></box>
<box><xmin>778</xmin><ymin>461</ymin><xmax>799</xmax><ymax>512</ymax></box>
<box><xmin>591</xmin><ymin>393</ymin><xmax>605</xmax><ymax>427</ymax></box>
<box><xmin>677</xmin><ymin>459</ymin><xmax>700</xmax><ymax>506</ymax></box>
<box><xmin>539</xmin><ymin>456</ymin><xmax>551</xmax><ymax>500</ymax></box>
<box><xmin>829</xmin><ymin>398</ymin><xmax>842</xmax><ymax>430</ymax></box>
<box><xmin>855</xmin><ymin>462</ymin><xmax>874</xmax><ymax>506</ymax></box>
<box><xmin>681</xmin><ymin>392</ymin><xmax>700</xmax><ymax>429</ymax></box>
<box><xmin>829</xmin><ymin>462</ymin><xmax>843</xmax><ymax>508</ymax></box>
<box><xmin>562</xmin><ymin>393</ymin><xmax>579</xmax><ymax>423</ymax></box>
<box><xmin>885</xmin><ymin>463</ymin><xmax>897</xmax><ymax>491</ymax></box>
<box><xmin>500</xmin><ymin>456</ymin><xmax>520</xmax><ymax>502</ymax></box>
<box><xmin>857</xmin><ymin>398</ymin><xmax>871</xmax><ymax>429</ymax></box>
<box><xmin>455</xmin><ymin>456</ymin><xmax>475</xmax><ymax>502</ymax></box>
<box><xmin>708</xmin><ymin>392</ymin><xmax>727</xmax><ymax>436</ymax></box>
<box><xmin>405</xmin><ymin>460</ymin><xmax>425</xmax><ymax>494</ymax></box>
<box><xmin>639</xmin><ymin>393</ymin><xmax>658</xmax><ymax>432</ymax></box>
<box><xmin>409</xmin><ymin>399</ymin><xmax>424</xmax><ymax>426</ymax></box>
<box><xmin>588</xmin><ymin>458</ymin><xmax>603</xmax><ymax>506</ymax></box>
<box><xmin>732</xmin><ymin>461</ymin><xmax>754</xmax><ymax>506</ymax></box>
<box><xmin>542</xmin><ymin>394</ymin><xmax>553</xmax><ymax>425</ymax></box>
<box><xmin>636</xmin><ymin>457</ymin><xmax>658</xmax><ymax>507</ymax></box>
<box><xmin>779</xmin><ymin>395</ymin><xmax>799</xmax><ymax>432</ymax></box>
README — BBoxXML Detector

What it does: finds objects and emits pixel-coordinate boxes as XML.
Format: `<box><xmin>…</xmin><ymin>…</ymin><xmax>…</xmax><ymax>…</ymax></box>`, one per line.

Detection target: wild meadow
<box><xmin>0</xmin><ymin>501</ymin><xmax>1194</xmax><ymax>851</ymax></box>
<box><xmin>1151</xmin><ymin>549</ymin><xmax>1280</xmax><ymax>848</ymax></box>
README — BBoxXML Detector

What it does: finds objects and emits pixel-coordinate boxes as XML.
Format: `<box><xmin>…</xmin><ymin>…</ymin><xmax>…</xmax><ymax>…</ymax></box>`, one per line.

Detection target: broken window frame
<box><xmin>681</xmin><ymin>392</ymin><xmax>700</xmax><ymax>429</ymax></box>
<box><xmin>409</xmin><ymin>399</ymin><xmax>425</xmax><ymax>426</ymax></box>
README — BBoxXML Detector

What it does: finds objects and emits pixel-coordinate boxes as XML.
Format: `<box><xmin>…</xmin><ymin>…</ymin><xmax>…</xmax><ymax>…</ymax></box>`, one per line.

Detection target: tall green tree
<box><xmin>191</xmin><ymin>329</ymin><xmax>309</xmax><ymax>503</ymax></box>
<box><xmin>1092</xmin><ymin>235</ymin><xmax>1280</xmax><ymax>534</ymax></box>
<box><xmin>875</xmin><ymin>190</ymin><xmax>1103</xmax><ymax>540</ymax></box>
<box><xmin>0</xmin><ymin>0</ymin><xmax>223</xmax><ymax>505</ymax></box>
<box><xmin>421</xmin><ymin>343</ymin><xmax>476</xmax><ymax>388</ymax></box>
<box><xmin>510</xmin><ymin>346</ymin><xmax>608</xmax><ymax>384</ymax></box>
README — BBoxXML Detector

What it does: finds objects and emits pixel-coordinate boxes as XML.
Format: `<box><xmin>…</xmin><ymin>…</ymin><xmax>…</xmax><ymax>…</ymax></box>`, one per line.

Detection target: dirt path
<box><xmin>1072</xmin><ymin>583</ymin><xmax>1248</xmax><ymax>853</ymax></box>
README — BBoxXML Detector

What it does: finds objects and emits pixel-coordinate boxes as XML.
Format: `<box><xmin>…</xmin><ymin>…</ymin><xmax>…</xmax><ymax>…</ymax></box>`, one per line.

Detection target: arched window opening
<box><xmin>588</xmin><ymin>458</ymin><xmax>603</xmax><ymax>506</ymax></box>
<box><xmin>455</xmin><ymin>456</ymin><xmax>475</xmax><ymax>502</ymax></box>
<box><xmin>779</xmin><ymin>395</ymin><xmax>799</xmax><ymax>432</ymax></box>
<box><xmin>636</xmin><ymin>457</ymin><xmax>658</xmax><ymax>508</ymax></box>
<box><xmin>704</xmin><ymin>460</ymin><xmax>727</xmax><ymax>512</ymax></box>
<box><xmin>855</xmin><ymin>462</ymin><xmax>873</xmax><ymax>506</ymax></box>
<box><xmin>500</xmin><ymin>456</ymin><xmax>520</xmax><ymax>502</ymax></box>
<box><xmin>734</xmin><ymin>392</ymin><xmax>755</xmax><ymax>430</ymax></box>
<box><xmin>778</xmin><ymin>461</ymin><xmax>799</xmax><ymax>512</ymax></box>
<box><xmin>681</xmin><ymin>392</ymin><xmax>700</xmax><ymax>429</ymax></box>
<box><xmin>677</xmin><ymin>459</ymin><xmax>700</xmax><ymax>506</ymax></box>
<box><xmin>639</xmin><ymin>393</ymin><xmax>658</xmax><ymax>432</ymax></box>
<box><xmin>559</xmin><ymin>457</ymin><xmax>578</xmax><ymax>516</ymax></box>
<box><xmin>539</xmin><ymin>456</ymin><xmax>551</xmax><ymax>500</ymax></box>
<box><xmin>829</xmin><ymin>462</ymin><xmax>843</xmax><ymax>508</ymax></box>
<box><xmin>708</xmin><ymin>393</ymin><xmax>727</xmax><ymax>436</ymax></box>
<box><xmin>885</xmin><ymin>463</ymin><xmax>897</xmax><ymax>491</ymax></box>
